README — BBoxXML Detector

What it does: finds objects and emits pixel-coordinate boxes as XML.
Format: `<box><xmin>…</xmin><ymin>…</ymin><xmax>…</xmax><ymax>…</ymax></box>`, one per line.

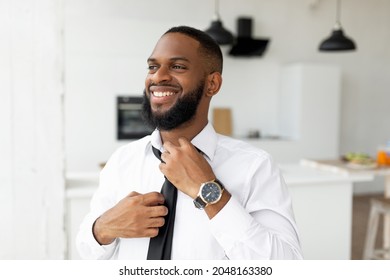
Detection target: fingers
<box><xmin>163</xmin><ymin>137</ymin><xmax>193</xmax><ymax>153</ymax></box>
<box><xmin>128</xmin><ymin>192</ymin><xmax>168</xmax><ymax>217</ymax></box>
<box><xmin>160</xmin><ymin>150</ymin><xmax>169</xmax><ymax>164</ymax></box>
<box><xmin>161</xmin><ymin>142</ymin><xmax>174</xmax><ymax>163</ymax></box>
<box><xmin>139</xmin><ymin>191</ymin><xmax>165</xmax><ymax>206</ymax></box>
<box><xmin>149</xmin><ymin>204</ymin><xmax>168</xmax><ymax>217</ymax></box>
<box><xmin>145</xmin><ymin>228</ymin><xmax>160</xmax><ymax>238</ymax></box>
<box><xmin>177</xmin><ymin>137</ymin><xmax>192</xmax><ymax>148</ymax></box>
<box><xmin>161</xmin><ymin>138</ymin><xmax>196</xmax><ymax>164</ymax></box>
<box><xmin>148</xmin><ymin>216</ymin><xmax>165</xmax><ymax>228</ymax></box>
<box><xmin>127</xmin><ymin>191</ymin><xmax>141</xmax><ymax>197</ymax></box>
<box><xmin>143</xmin><ymin>210</ymin><xmax>167</xmax><ymax>238</ymax></box>
<box><xmin>146</xmin><ymin>219</ymin><xmax>165</xmax><ymax>237</ymax></box>
<box><xmin>162</xmin><ymin>141</ymin><xmax>176</xmax><ymax>153</ymax></box>
<box><xmin>125</xmin><ymin>191</ymin><xmax>168</xmax><ymax>218</ymax></box>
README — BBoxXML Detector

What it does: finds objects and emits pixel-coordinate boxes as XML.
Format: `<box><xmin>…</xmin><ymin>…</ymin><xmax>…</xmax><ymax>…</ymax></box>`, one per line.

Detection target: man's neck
<box><xmin>159</xmin><ymin>119</ymin><xmax>208</xmax><ymax>145</ymax></box>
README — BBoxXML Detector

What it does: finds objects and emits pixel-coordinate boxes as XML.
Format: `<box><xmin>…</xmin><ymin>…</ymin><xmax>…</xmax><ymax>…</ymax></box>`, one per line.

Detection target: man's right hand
<box><xmin>92</xmin><ymin>191</ymin><xmax>168</xmax><ymax>245</ymax></box>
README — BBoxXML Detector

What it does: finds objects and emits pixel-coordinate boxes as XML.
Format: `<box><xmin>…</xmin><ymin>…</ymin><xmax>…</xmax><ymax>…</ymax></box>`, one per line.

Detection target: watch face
<box><xmin>201</xmin><ymin>182</ymin><xmax>222</xmax><ymax>204</ymax></box>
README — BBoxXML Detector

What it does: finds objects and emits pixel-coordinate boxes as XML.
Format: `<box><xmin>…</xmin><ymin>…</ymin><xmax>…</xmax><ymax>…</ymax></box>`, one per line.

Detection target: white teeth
<box><xmin>153</xmin><ymin>91</ymin><xmax>175</xmax><ymax>97</ymax></box>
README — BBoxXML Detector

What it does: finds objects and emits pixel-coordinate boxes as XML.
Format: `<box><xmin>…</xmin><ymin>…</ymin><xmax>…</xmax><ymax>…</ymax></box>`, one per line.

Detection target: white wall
<box><xmin>64</xmin><ymin>0</ymin><xmax>390</xmax><ymax>186</ymax></box>
<box><xmin>0</xmin><ymin>0</ymin><xmax>65</xmax><ymax>259</ymax></box>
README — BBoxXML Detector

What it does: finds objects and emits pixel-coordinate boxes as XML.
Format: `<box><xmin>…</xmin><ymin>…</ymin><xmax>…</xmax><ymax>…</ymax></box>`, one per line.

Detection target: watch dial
<box><xmin>201</xmin><ymin>183</ymin><xmax>221</xmax><ymax>203</ymax></box>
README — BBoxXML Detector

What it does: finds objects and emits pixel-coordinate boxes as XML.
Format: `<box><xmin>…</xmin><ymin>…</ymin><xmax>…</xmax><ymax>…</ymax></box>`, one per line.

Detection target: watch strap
<box><xmin>193</xmin><ymin>196</ymin><xmax>207</xmax><ymax>209</ymax></box>
<box><xmin>213</xmin><ymin>179</ymin><xmax>224</xmax><ymax>191</ymax></box>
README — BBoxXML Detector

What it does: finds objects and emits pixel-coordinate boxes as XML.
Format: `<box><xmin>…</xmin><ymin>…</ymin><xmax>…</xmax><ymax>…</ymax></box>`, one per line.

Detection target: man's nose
<box><xmin>152</xmin><ymin>66</ymin><xmax>171</xmax><ymax>83</ymax></box>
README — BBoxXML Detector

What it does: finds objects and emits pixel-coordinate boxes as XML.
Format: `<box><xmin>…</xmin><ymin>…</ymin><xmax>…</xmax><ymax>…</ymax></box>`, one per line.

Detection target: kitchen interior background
<box><xmin>1</xmin><ymin>0</ymin><xmax>390</xmax><ymax>259</ymax></box>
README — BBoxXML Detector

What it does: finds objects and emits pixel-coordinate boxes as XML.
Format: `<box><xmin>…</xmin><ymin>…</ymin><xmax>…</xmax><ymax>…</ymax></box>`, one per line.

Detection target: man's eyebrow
<box><xmin>147</xmin><ymin>57</ymin><xmax>191</xmax><ymax>63</ymax></box>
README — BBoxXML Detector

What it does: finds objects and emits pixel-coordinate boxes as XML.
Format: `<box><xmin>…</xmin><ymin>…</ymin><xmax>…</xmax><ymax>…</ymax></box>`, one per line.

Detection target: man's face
<box><xmin>142</xmin><ymin>33</ymin><xmax>207</xmax><ymax>130</ymax></box>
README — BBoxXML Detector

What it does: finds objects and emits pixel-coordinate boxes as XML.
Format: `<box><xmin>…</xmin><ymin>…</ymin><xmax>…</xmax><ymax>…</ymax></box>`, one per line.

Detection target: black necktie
<box><xmin>147</xmin><ymin>146</ymin><xmax>178</xmax><ymax>260</ymax></box>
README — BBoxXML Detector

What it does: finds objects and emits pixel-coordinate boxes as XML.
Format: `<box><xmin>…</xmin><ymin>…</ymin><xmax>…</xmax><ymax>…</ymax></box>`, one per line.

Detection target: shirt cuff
<box><xmin>209</xmin><ymin>196</ymin><xmax>254</xmax><ymax>251</ymax></box>
<box><xmin>77</xmin><ymin>215</ymin><xmax>118</xmax><ymax>259</ymax></box>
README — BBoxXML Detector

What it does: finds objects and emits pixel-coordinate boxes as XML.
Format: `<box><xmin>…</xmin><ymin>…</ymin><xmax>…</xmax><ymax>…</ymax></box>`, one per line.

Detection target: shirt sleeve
<box><xmin>76</xmin><ymin>149</ymin><xmax>122</xmax><ymax>260</ymax></box>
<box><xmin>209</xmin><ymin>154</ymin><xmax>303</xmax><ymax>260</ymax></box>
<box><xmin>76</xmin><ymin>212</ymin><xmax>119</xmax><ymax>259</ymax></box>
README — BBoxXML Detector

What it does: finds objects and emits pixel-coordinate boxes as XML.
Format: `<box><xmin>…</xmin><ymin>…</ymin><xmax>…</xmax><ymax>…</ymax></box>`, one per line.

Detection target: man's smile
<box><xmin>149</xmin><ymin>85</ymin><xmax>181</xmax><ymax>105</ymax></box>
<box><xmin>152</xmin><ymin>91</ymin><xmax>176</xmax><ymax>97</ymax></box>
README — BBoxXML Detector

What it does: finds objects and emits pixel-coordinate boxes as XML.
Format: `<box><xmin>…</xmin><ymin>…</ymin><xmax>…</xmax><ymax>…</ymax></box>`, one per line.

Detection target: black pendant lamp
<box><xmin>319</xmin><ymin>0</ymin><xmax>356</xmax><ymax>52</ymax></box>
<box><xmin>205</xmin><ymin>0</ymin><xmax>234</xmax><ymax>45</ymax></box>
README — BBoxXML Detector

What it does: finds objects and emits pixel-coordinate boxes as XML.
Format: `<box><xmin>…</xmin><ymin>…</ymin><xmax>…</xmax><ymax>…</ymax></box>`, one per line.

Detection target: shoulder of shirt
<box><xmin>108</xmin><ymin>135</ymin><xmax>152</xmax><ymax>162</ymax></box>
<box><xmin>216</xmin><ymin>133</ymin><xmax>271</xmax><ymax>161</ymax></box>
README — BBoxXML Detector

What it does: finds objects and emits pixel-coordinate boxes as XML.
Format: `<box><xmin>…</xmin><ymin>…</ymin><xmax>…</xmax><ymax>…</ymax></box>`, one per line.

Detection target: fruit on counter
<box><xmin>343</xmin><ymin>152</ymin><xmax>376</xmax><ymax>165</ymax></box>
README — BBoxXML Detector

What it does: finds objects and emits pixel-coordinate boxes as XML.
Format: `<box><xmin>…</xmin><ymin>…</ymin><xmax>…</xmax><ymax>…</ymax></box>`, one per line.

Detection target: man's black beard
<box><xmin>141</xmin><ymin>82</ymin><xmax>204</xmax><ymax>131</ymax></box>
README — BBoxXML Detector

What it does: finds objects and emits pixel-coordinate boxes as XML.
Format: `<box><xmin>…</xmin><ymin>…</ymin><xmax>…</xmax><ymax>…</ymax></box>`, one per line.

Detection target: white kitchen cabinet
<box><xmin>65</xmin><ymin>173</ymin><xmax>99</xmax><ymax>259</ymax></box>
<box><xmin>282</xmin><ymin>164</ymin><xmax>372</xmax><ymax>259</ymax></box>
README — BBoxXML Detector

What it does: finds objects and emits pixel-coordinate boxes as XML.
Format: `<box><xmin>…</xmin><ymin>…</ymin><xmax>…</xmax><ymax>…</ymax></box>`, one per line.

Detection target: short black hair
<box><xmin>164</xmin><ymin>26</ymin><xmax>223</xmax><ymax>74</ymax></box>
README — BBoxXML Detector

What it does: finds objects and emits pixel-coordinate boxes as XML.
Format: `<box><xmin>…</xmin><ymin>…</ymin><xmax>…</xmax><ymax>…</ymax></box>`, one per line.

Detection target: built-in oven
<box><xmin>117</xmin><ymin>96</ymin><xmax>154</xmax><ymax>140</ymax></box>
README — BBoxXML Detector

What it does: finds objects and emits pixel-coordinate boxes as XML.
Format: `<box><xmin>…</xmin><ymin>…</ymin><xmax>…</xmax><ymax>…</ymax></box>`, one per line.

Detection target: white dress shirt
<box><xmin>76</xmin><ymin>123</ymin><xmax>303</xmax><ymax>259</ymax></box>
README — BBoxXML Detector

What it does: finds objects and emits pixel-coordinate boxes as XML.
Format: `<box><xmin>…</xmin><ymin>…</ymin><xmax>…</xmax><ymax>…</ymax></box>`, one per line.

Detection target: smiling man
<box><xmin>76</xmin><ymin>26</ymin><xmax>303</xmax><ymax>260</ymax></box>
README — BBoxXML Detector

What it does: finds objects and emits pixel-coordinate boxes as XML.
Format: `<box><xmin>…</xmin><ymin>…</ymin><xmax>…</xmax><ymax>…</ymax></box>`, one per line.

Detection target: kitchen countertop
<box><xmin>65</xmin><ymin>172</ymin><xmax>99</xmax><ymax>198</ymax></box>
<box><xmin>66</xmin><ymin>162</ymin><xmax>373</xmax><ymax>198</ymax></box>
<box><xmin>280</xmin><ymin>163</ymin><xmax>372</xmax><ymax>185</ymax></box>
<box><xmin>300</xmin><ymin>158</ymin><xmax>390</xmax><ymax>177</ymax></box>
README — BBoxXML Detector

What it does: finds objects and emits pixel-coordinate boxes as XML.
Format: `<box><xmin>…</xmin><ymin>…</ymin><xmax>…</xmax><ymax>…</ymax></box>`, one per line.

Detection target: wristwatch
<box><xmin>193</xmin><ymin>179</ymin><xmax>224</xmax><ymax>210</ymax></box>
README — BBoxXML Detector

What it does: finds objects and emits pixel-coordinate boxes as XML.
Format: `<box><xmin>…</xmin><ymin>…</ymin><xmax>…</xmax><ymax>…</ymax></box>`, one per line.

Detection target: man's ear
<box><xmin>206</xmin><ymin>72</ymin><xmax>222</xmax><ymax>97</ymax></box>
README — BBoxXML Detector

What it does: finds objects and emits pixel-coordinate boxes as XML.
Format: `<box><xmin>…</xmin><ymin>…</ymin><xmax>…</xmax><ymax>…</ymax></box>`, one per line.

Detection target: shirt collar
<box><xmin>150</xmin><ymin>122</ymin><xmax>218</xmax><ymax>161</ymax></box>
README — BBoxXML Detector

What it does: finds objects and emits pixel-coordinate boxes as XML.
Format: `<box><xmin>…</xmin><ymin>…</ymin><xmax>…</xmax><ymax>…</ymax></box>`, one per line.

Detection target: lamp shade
<box><xmin>205</xmin><ymin>20</ymin><xmax>234</xmax><ymax>45</ymax></box>
<box><xmin>319</xmin><ymin>28</ymin><xmax>356</xmax><ymax>51</ymax></box>
<box><xmin>319</xmin><ymin>0</ymin><xmax>356</xmax><ymax>52</ymax></box>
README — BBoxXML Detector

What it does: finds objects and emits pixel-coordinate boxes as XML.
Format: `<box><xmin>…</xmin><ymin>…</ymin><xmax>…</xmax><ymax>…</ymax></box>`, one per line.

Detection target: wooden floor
<box><xmin>351</xmin><ymin>193</ymin><xmax>384</xmax><ymax>259</ymax></box>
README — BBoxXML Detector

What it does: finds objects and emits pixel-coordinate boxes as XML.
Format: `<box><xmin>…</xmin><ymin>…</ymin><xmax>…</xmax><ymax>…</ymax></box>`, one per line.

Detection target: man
<box><xmin>76</xmin><ymin>26</ymin><xmax>303</xmax><ymax>260</ymax></box>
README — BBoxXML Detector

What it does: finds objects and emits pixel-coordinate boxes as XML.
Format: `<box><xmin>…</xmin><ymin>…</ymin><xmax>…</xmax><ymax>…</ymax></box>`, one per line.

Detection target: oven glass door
<box><xmin>117</xmin><ymin>96</ymin><xmax>154</xmax><ymax>139</ymax></box>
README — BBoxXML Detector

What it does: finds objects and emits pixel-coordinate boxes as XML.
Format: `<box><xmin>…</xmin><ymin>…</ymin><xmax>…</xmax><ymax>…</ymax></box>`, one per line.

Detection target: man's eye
<box><xmin>148</xmin><ymin>65</ymin><xmax>158</xmax><ymax>71</ymax></box>
<box><xmin>172</xmin><ymin>65</ymin><xmax>186</xmax><ymax>70</ymax></box>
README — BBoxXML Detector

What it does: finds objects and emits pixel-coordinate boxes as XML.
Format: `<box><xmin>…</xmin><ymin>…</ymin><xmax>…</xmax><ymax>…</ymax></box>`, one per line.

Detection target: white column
<box><xmin>0</xmin><ymin>0</ymin><xmax>65</xmax><ymax>259</ymax></box>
